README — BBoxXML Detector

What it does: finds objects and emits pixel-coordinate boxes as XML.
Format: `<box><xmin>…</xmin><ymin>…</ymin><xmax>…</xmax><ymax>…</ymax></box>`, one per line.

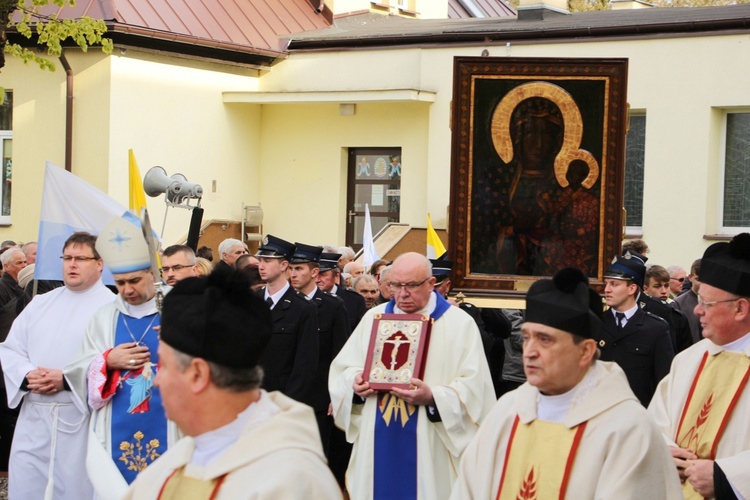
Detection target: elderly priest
<box><xmin>329</xmin><ymin>252</ymin><xmax>496</xmax><ymax>499</ymax></box>
<box><xmin>124</xmin><ymin>270</ymin><xmax>341</xmax><ymax>499</ymax></box>
<box><xmin>452</xmin><ymin>268</ymin><xmax>682</xmax><ymax>499</ymax></box>
<box><xmin>649</xmin><ymin>233</ymin><xmax>750</xmax><ymax>499</ymax></box>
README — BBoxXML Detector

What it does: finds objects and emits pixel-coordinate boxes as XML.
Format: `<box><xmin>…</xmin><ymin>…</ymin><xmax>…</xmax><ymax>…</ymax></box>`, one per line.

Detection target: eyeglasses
<box><xmin>160</xmin><ymin>264</ymin><xmax>193</xmax><ymax>274</ymax></box>
<box><xmin>60</xmin><ymin>255</ymin><xmax>98</xmax><ymax>263</ymax></box>
<box><xmin>697</xmin><ymin>296</ymin><xmax>740</xmax><ymax>309</ymax></box>
<box><xmin>388</xmin><ymin>277</ymin><xmax>431</xmax><ymax>293</ymax></box>
<box><xmin>670</xmin><ymin>277</ymin><xmax>686</xmax><ymax>283</ymax></box>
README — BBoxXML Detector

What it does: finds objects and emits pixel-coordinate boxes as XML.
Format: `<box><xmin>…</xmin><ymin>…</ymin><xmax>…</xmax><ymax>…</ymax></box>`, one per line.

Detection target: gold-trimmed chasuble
<box><xmin>157</xmin><ymin>467</ymin><xmax>227</xmax><ymax>500</ymax></box>
<box><xmin>496</xmin><ymin>417</ymin><xmax>587</xmax><ymax>500</ymax></box>
<box><xmin>675</xmin><ymin>351</ymin><xmax>750</xmax><ymax>500</ymax></box>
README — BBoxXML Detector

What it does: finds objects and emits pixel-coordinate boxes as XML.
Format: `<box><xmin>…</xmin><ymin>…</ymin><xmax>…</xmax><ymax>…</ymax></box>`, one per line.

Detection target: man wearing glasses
<box><xmin>329</xmin><ymin>252</ymin><xmax>496</xmax><ymax>500</ymax></box>
<box><xmin>649</xmin><ymin>233</ymin><xmax>750</xmax><ymax>499</ymax></box>
<box><xmin>160</xmin><ymin>244</ymin><xmax>199</xmax><ymax>287</ymax></box>
<box><xmin>0</xmin><ymin>232</ymin><xmax>114</xmax><ymax>499</ymax></box>
<box><xmin>668</xmin><ymin>265</ymin><xmax>688</xmax><ymax>299</ymax></box>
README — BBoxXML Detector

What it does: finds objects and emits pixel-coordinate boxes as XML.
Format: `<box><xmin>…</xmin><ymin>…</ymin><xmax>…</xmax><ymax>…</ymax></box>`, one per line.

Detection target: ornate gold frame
<box><xmin>448</xmin><ymin>57</ymin><xmax>629</xmax><ymax>297</ymax></box>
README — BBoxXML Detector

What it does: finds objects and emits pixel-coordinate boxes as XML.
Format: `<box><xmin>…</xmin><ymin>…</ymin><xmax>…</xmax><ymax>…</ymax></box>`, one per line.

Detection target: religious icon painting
<box><xmin>363</xmin><ymin>314</ymin><xmax>433</xmax><ymax>390</ymax></box>
<box><xmin>448</xmin><ymin>57</ymin><xmax>629</xmax><ymax>297</ymax></box>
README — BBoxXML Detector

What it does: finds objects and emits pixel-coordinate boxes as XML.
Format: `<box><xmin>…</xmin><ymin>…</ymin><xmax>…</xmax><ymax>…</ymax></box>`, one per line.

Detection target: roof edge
<box><xmin>287</xmin><ymin>10</ymin><xmax>750</xmax><ymax>50</ymax></box>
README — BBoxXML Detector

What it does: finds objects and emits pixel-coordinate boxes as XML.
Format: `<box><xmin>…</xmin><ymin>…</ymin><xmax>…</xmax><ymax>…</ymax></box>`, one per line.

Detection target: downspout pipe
<box><xmin>58</xmin><ymin>51</ymin><xmax>73</xmax><ymax>172</ymax></box>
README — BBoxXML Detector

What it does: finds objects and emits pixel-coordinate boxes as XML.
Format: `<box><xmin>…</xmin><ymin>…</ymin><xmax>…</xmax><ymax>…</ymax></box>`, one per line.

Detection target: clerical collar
<box><xmin>711</xmin><ymin>331</ymin><xmax>750</xmax><ymax>354</ymax></box>
<box><xmin>190</xmin><ymin>390</ymin><xmax>280</xmax><ymax>468</ymax></box>
<box><xmin>537</xmin><ymin>363</ymin><xmax>602</xmax><ymax>423</ymax></box>
<box><xmin>394</xmin><ymin>291</ymin><xmax>437</xmax><ymax>316</ymax></box>
<box><xmin>537</xmin><ymin>388</ymin><xmax>578</xmax><ymax>423</ymax></box>
<box><xmin>68</xmin><ymin>279</ymin><xmax>105</xmax><ymax>295</ymax></box>
<box><xmin>264</xmin><ymin>282</ymin><xmax>290</xmax><ymax>308</ymax></box>
<box><xmin>125</xmin><ymin>296</ymin><xmax>157</xmax><ymax>319</ymax></box>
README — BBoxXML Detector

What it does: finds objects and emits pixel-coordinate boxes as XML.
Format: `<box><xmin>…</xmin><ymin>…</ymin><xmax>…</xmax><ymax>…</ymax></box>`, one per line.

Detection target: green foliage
<box><xmin>3</xmin><ymin>0</ymin><xmax>113</xmax><ymax>71</ymax></box>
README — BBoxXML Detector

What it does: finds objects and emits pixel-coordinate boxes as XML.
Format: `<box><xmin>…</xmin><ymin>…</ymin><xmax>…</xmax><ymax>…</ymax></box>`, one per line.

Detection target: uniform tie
<box><xmin>615</xmin><ymin>311</ymin><xmax>626</xmax><ymax>330</ymax></box>
<box><xmin>265</xmin><ymin>297</ymin><xmax>274</xmax><ymax>309</ymax></box>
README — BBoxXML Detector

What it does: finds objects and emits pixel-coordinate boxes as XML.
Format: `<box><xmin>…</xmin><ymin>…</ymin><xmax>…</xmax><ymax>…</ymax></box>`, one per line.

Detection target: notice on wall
<box><xmin>372</xmin><ymin>185</ymin><xmax>384</xmax><ymax>206</ymax></box>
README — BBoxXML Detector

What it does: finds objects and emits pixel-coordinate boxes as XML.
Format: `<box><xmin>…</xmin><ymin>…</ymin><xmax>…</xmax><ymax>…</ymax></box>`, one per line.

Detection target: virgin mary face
<box><xmin>518</xmin><ymin>115</ymin><xmax>563</xmax><ymax>171</ymax></box>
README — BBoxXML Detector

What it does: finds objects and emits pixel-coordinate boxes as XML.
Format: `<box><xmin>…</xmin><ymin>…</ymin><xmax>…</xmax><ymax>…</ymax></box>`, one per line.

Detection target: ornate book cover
<box><xmin>363</xmin><ymin>313</ymin><xmax>433</xmax><ymax>390</ymax></box>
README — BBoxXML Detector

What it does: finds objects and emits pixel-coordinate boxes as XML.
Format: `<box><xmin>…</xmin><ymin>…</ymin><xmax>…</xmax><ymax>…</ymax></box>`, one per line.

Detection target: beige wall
<box><xmin>256</xmin><ymin>100</ymin><xmax>430</xmax><ymax>246</ymax></box>
<box><xmin>0</xmin><ymin>49</ymin><xmax>261</xmax><ymax>245</ymax></box>
<box><xmin>260</xmin><ymin>33</ymin><xmax>750</xmax><ymax>270</ymax></box>
<box><xmin>0</xmin><ymin>53</ymin><xmax>74</xmax><ymax>242</ymax></box>
<box><xmin>4</xmin><ymin>26</ymin><xmax>750</xmax><ymax>273</ymax></box>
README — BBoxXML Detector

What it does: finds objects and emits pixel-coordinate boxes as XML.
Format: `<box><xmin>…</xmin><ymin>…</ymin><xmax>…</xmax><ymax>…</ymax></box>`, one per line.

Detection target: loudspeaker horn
<box><xmin>143</xmin><ymin>166</ymin><xmax>203</xmax><ymax>204</ymax></box>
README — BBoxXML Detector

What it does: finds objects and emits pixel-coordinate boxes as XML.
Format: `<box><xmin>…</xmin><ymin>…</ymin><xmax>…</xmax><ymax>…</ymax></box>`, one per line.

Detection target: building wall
<box><xmin>259</xmin><ymin>32</ymin><xmax>750</xmax><ymax>270</ymax></box>
<box><xmin>4</xmin><ymin>27</ymin><xmax>749</xmax><ymax>273</ymax></box>
<box><xmin>0</xmin><ymin>49</ymin><xmax>262</xmax><ymax>245</ymax></box>
<box><xmin>256</xmin><ymin>100</ymin><xmax>430</xmax><ymax>246</ymax></box>
<box><xmin>0</xmin><ymin>53</ymin><xmax>81</xmax><ymax>242</ymax></box>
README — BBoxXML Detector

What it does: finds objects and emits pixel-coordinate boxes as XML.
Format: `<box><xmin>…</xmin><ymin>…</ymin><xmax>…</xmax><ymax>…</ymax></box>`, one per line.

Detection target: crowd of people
<box><xmin>0</xmin><ymin>222</ymin><xmax>747</xmax><ymax>499</ymax></box>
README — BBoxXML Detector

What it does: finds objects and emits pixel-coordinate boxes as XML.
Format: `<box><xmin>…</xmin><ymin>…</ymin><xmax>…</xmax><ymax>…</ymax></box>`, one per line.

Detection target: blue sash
<box><xmin>110</xmin><ymin>312</ymin><xmax>167</xmax><ymax>484</ymax></box>
<box><xmin>374</xmin><ymin>292</ymin><xmax>450</xmax><ymax>499</ymax></box>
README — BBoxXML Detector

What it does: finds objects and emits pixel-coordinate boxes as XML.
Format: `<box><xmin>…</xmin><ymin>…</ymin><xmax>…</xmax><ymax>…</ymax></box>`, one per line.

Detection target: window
<box><xmin>0</xmin><ymin>92</ymin><xmax>12</xmax><ymax>226</ymax></box>
<box><xmin>722</xmin><ymin>112</ymin><xmax>750</xmax><ymax>231</ymax></box>
<box><xmin>346</xmin><ymin>148</ymin><xmax>401</xmax><ymax>250</ymax></box>
<box><xmin>624</xmin><ymin>114</ymin><xmax>646</xmax><ymax>231</ymax></box>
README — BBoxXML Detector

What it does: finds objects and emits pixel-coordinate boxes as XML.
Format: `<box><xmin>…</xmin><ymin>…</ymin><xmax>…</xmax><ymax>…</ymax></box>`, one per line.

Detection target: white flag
<box><xmin>362</xmin><ymin>203</ymin><xmax>380</xmax><ymax>268</ymax></box>
<box><xmin>36</xmin><ymin>162</ymin><xmax>132</xmax><ymax>283</ymax></box>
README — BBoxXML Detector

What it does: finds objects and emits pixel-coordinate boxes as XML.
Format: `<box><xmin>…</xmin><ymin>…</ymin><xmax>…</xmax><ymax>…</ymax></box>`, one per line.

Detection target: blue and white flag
<box><xmin>36</xmin><ymin>162</ymin><xmax>132</xmax><ymax>283</ymax></box>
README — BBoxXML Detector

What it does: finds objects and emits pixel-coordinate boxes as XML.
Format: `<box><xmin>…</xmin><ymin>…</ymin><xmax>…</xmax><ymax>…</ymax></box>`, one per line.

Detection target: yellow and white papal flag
<box><xmin>426</xmin><ymin>213</ymin><xmax>446</xmax><ymax>259</ymax></box>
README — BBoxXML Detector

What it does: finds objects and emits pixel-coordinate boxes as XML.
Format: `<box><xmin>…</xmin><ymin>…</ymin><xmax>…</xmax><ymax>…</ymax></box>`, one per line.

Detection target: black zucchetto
<box><xmin>525</xmin><ymin>267</ymin><xmax>602</xmax><ymax>339</ymax></box>
<box><xmin>700</xmin><ymin>233</ymin><xmax>750</xmax><ymax>297</ymax></box>
<box><xmin>160</xmin><ymin>269</ymin><xmax>272</xmax><ymax>368</ymax></box>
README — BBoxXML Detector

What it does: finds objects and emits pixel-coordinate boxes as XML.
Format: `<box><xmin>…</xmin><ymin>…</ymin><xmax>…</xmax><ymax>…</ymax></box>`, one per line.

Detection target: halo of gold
<box><xmin>490</xmin><ymin>81</ymin><xmax>600</xmax><ymax>189</ymax></box>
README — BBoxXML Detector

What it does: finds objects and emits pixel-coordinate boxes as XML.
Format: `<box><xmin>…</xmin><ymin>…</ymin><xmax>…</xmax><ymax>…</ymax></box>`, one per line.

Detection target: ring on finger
<box><xmin>129</xmin><ymin>359</ymin><xmax>136</xmax><ymax>365</ymax></box>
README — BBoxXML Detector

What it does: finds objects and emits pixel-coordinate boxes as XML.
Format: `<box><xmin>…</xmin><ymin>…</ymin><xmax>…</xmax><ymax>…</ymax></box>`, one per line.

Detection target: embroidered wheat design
<box><xmin>516</xmin><ymin>466</ymin><xmax>537</xmax><ymax>500</ymax></box>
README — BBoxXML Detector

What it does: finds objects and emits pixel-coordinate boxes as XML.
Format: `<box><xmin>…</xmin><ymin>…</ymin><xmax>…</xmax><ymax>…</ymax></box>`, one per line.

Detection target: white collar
<box><xmin>124</xmin><ymin>296</ymin><xmax>158</xmax><ymax>319</ymax></box>
<box><xmin>707</xmin><ymin>331</ymin><xmax>750</xmax><ymax>355</ymax></box>
<box><xmin>394</xmin><ymin>291</ymin><xmax>437</xmax><ymax>316</ymax></box>
<box><xmin>190</xmin><ymin>391</ymin><xmax>279</xmax><ymax>468</ymax></box>
<box><xmin>537</xmin><ymin>363</ymin><xmax>602</xmax><ymax>423</ymax></box>
<box><xmin>612</xmin><ymin>302</ymin><xmax>638</xmax><ymax>320</ymax></box>
<box><xmin>264</xmin><ymin>282</ymin><xmax>290</xmax><ymax>308</ymax></box>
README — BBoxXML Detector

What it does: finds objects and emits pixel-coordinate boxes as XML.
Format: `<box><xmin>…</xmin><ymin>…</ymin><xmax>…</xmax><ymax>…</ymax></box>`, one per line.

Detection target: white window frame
<box><xmin>0</xmin><ymin>131</ymin><xmax>11</xmax><ymax>226</ymax></box>
<box><xmin>718</xmin><ymin>109</ymin><xmax>750</xmax><ymax>235</ymax></box>
<box><xmin>624</xmin><ymin>112</ymin><xmax>647</xmax><ymax>236</ymax></box>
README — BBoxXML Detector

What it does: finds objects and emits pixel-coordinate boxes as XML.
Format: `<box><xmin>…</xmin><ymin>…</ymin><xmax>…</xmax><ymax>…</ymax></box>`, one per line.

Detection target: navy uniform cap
<box><xmin>700</xmin><ymin>233</ymin><xmax>750</xmax><ymax>296</ymax></box>
<box><xmin>290</xmin><ymin>243</ymin><xmax>323</xmax><ymax>264</ymax></box>
<box><xmin>319</xmin><ymin>252</ymin><xmax>342</xmax><ymax>272</ymax></box>
<box><xmin>430</xmin><ymin>258</ymin><xmax>453</xmax><ymax>281</ymax></box>
<box><xmin>255</xmin><ymin>234</ymin><xmax>295</xmax><ymax>261</ymax></box>
<box><xmin>604</xmin><ymin>251</ymin><xmax>646</xmax><ymax>288</ymax></box>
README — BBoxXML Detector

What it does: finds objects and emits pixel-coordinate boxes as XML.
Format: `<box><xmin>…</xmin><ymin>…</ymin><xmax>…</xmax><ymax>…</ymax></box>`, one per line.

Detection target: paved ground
<box><xmin>0</xmin><ymin>476</ymin><xmax>6</xmax><ymax>499</ymax></box>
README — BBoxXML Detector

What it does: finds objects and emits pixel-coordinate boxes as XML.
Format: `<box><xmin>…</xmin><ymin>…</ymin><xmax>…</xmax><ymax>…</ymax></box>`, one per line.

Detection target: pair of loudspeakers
<box><xmin>143</xmin><ymin>166</ymin><xmax>203</xmax><ymax>204</ymax></box>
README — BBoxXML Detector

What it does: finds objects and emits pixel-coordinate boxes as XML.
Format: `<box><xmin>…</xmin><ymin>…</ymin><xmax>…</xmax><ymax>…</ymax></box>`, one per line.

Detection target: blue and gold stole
<box><xmin>111</xmin><ymin>312</ymin><xmax>167</xmax><ymax>484</ymax></box>
<box><xmin>373</xmin><ymin>292</ymin><xmax>451</xmax><ymax>499</ymax></box>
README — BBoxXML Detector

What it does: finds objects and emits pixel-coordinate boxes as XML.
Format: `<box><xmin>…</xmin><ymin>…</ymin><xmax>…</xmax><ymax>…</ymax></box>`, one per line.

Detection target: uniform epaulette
<box><xmin>644</xmin><ymin>311</ymin><xmax>668</xmax><ymax>323</ymax></box>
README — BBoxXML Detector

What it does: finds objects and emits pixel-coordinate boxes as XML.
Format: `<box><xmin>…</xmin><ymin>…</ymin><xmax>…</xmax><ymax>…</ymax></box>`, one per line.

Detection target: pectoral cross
<box><xmin>384</xmin><ymin>333</ymin><xmax>410</xmax><ymax>371</ymax></box>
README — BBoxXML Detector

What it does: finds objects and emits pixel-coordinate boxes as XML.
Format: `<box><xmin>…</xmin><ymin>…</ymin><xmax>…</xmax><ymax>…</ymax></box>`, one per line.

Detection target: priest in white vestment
<box><xmin>649</xmin><ymin>233</ymin><xmax>750</xmax><ymax>499</ymax></box>
<box><xmin>329</xmin><ymin>252</ymin><xmax>496</xmax><ymax>500</ymax></box>
<box><xmin>125</xmin><ymin>269</ymin><xmax>342</xmax><ymax>498</ymax></box>
<box><xmin>0</xmin><ymin>232</ymin><xmax>115</xmax><ymax>499</ymax></box>
<box><xmin>452</xmin><ymin>268</ymin><xmax>682</xmax><ymax>500</ymax></box>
